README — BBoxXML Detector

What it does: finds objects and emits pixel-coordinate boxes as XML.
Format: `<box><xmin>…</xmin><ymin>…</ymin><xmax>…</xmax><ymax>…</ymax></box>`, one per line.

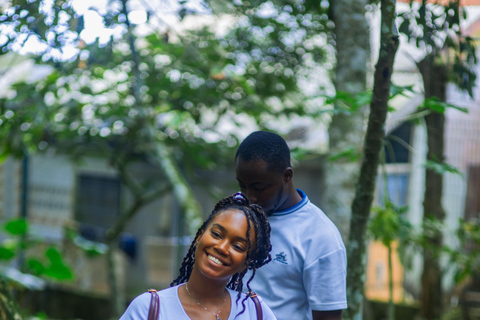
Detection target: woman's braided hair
<box><xmin>170</xmin><ymin>192</ymin><xmax>272</xmax><ymax>315</ymax></box>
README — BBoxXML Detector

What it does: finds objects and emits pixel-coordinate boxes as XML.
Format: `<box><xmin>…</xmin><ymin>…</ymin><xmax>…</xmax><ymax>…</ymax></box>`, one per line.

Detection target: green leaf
<box><xmin>290</xmin><ymin>147</ymin><xmax>310</xmax><ymax>162</ymax></box>
<box><xmin>368</xmin><ymin>201</ymin><xmax>412</xmax><ymax>247</ymax></box>
<box><xmin>44</xmin><ymin>247</ymin><xmax>74</xmax><ymax>280</ymax></box>
<box><xmin>69</xmin><ymin>231</ymin><xmax>108</xmax><ymax>257</ymax></box>
<box><xmin>425</xmin><ymin>158</ymin><xmax>463</xmax><ymax>177</ymax></box>
<box><xmin>0</xmin><ymin>246</ymin><xmax>16</xmax><ymax>260</ymax></box>
<box><xmin>423</xmin><ymin>98</ymin><xmax>468</xmax><ymax>114</ymax></box>
<box><xmin>44</xmin><ymin>263</ymin><xmax>74</xmax><ymax>280</ymax></box>
<box><xmin>5</xmin><ymin>218</ymin><xmax>28</xmax><ymax>235</ymax></box>
<box><xmin>33</xmin><ymin>312</ymin><xmax>48</xmax><ymax>320</ymax></box>
<box><xmin>27</xmin><ymin>258</ymin><xmax>46</xmax><ymax>276</ymax></box>
<box><xmin>45</xmin><ymin>247</ymin><xmax>62</xmax><ymax>263</ymax></box>
<box><xmin>328</xmin><ymin>146</ymin><xmax>361</xmax><ymax>162</ymax></box>
<box><xmin>389</xmin><ymin>83</ymin><xmax>415</xmax><ymax>99</ymax></box>
<box><xmin>351</xmin><ymin>92</ymin><xmax>372</xmax><ymax>110</ymax></box>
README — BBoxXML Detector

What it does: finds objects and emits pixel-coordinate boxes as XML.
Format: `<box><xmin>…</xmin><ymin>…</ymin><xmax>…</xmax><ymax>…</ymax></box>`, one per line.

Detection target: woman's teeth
<box><xmin>208</xmin><ymin>255</ymin><xmax>223</xmax><ymax>265</ymax></box>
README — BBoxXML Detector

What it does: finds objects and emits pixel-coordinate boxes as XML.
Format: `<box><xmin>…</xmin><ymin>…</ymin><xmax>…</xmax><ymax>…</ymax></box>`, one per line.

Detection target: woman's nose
<box><xmin>215</xmin><ymin>240</ymin><xmax>229</xmax><ymax>255</ymax></box>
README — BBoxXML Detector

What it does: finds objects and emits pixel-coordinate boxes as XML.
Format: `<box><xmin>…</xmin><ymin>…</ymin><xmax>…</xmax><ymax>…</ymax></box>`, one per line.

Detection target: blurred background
<box><xmin>0</xmin><ymin>0</ymin><xmax>479</xmax><ymax>319</ymax></box>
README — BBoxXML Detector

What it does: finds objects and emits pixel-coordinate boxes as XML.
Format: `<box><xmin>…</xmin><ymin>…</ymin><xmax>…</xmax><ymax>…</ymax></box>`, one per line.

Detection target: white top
<box><xmin>246</xmin><ymin>189</ymin><xmax>347</xmax><ymax>320</ymax></box>
<box><xmin>119</xmin><ymin>284</ymin><xmax>277</xmax><ymax>320</ymax></box>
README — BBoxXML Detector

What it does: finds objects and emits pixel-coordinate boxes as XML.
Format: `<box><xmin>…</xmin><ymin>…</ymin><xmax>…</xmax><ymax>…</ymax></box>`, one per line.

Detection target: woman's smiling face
<box><xmin>193</xmin><ymin>208</ymin><xmax>255</xmax><ymax>282</ymax></box>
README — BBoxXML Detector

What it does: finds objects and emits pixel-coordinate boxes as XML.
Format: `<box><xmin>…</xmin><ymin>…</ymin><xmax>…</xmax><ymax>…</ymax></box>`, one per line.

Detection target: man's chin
<box><xmin>265</xmin><ymin>208</ymin><xmax>275</xmax><ymax>216</ymax></box>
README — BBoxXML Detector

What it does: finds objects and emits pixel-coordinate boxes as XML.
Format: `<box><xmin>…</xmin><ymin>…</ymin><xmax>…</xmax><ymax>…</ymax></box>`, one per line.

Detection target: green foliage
<box><xmin>0</xmin><ymin>243</ymin><xmax>16</xmax><ymax>260</ymax></box>
<box><xmin>328</xmin><ymin>146</ymin><xmax>362</xmax><ymax>163</ymax></box>
<box><xmin>425</xmin><ymin>156</ymin><xmax>463</xmax><ymax>178</ymax></box>
<box><xmin>422</xmin><ymin>97</ymin><xmax>469</xmax><ymax>114</ymax></box>
<box><xmin>369</xmin><ymin>201</ymin><xmax>412</xmax><ymax>248</ymax></box>
<box><xmin>445</xmin><ymin>218</ymin><xmax>480</xmax><ymax>284</ymax></box>
<box><xmin>25</xmin><ymin>248</ymin><xmax>73</xmax><ymax>280</ymax></box>
<box><xmin>321</xmin><ymin>91</ymin><xmax>372</xmax><ymax>115</ymax></box>
<box><xmin>290</xmin><ymin>146</ymin><xmax>310</xmax><ymax>163</ymax></box>
<box><xmin>389</xmin><ymin>83</ymin><xmax>415</xmax><ymax>100</ymax></box>
<box><xmin>65</xmin><ymin>228</ymin><xmax>107</xmax><ymax>257</ymax></box>
<box><xmin>397</xmin><ymin>1</ymin><xmax>477</xmax><ymax>96</ymax></box>
<box><xmin>0</xmin><ymin>218</ymin><xmax>27</xmax><ymax>261</ymax></box>
<box><xmin>43</xmin><ymin>247</ymin><xmax>73</xmax><ymax>280</ymax></box>
<box><xmin>4</xmin><ymin>218</ymin><xmax>28</xmax><ymax>235</ymax></box>
<box><xmin>0</xmin><ymin>0</ymin><xmax>81</xmax><ymax>59</ymax></box>
<box><xmin>322</xmin><ymin>83</ymin><xmax>415</xmax><ymax>115</ymax></box>
<box><xmin>0</xmin><ymin>0</ymin><xmax>332</xmax><ymax>174</ymax></box>
<box><xmin>0</xmin><ymin>218</ymin><xmax>79</xmax><ymax>283</ymax></box>
<box><xmin>401</xmin><ymin>216</ymin><xmax>480</xmax><ymax>285</ymax></box>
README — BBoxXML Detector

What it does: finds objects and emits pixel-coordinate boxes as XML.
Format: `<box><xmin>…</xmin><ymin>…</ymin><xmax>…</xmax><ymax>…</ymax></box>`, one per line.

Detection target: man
<box><xmin>235</xmin><ymin>131</ymin><xmax>347</xmax><ymax>320</ymax></box>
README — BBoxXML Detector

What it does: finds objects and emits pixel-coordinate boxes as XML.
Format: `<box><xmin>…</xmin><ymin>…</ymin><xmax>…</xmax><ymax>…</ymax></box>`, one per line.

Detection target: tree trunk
<box><xmin>106</xmin><ymin>241</ymin><xmax>124</xmax><ymax>318</ymax></box>
<box><xmin>417</xmin><ymin>56</ymin><xmax>447</xmax><ymax>320</ymax></box>
<box><xmin>346</xmin><ymin>1</ymin><xmax>399</xmax><ymax>319</ymax></box>
<box><xmin>325</xmin><ymin>0</ymin><xmax>369</xmax><ymax>240</ymax></box>
<box><xmin>387</xmin><ymin>244</ymin><xmax>395</xmax><ymax>320</ymax></box>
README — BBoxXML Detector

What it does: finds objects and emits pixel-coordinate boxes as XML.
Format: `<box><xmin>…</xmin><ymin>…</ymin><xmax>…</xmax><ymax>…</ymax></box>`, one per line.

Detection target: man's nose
<box><xmin>246</xmin><ymin>190</ymin><xmax>258</xmax><ymax>204</ymax></box>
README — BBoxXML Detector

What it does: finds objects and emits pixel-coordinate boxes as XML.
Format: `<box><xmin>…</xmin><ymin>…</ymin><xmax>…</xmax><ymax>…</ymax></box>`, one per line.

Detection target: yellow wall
<box><xmin>365</xmin><ymin>240</ymin><xmax>404</xmax><ymax>302</ymax></box>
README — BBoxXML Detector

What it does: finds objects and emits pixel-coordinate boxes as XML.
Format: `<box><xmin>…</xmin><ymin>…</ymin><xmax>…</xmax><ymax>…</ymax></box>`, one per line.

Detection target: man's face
<box><xmin>235</xmin><ymin>157</ymin><xmax>287</xmax><ymax>215</ymax></box>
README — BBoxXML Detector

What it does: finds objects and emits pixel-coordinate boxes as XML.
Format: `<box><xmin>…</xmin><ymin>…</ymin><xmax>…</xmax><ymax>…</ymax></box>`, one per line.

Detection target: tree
<box><xmin>398</xmin><ymin>1</ymin><xmax>476</xmax><ymax>318</ymax></box>
<box><xmin>346</xmin><ymin>0</ymin><xmax>399</xmax><ymax>319</ymax></box>
<box><xmin>324</xmin><ymin>0</ymin><xmax>369</xmax><ymax>239</ymax></box>
<box><xmin>0</xmin><ymin>0</ymin><xmax>333</xmax><ymax>316</ymax></box>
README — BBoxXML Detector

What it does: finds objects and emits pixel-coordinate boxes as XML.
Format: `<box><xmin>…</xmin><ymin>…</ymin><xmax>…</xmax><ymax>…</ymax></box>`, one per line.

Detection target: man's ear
<box><xmin>283</xmin><ymin>167</ymin><xmax>293</xmax><ymax>183</ymax></box>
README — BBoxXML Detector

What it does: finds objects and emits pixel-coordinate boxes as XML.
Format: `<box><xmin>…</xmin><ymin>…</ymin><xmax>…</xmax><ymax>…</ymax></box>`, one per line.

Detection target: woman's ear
<box><xmin>195</xmin><ymin>230</ymin><xmax>204</xmax><ymax>247</ymax></box>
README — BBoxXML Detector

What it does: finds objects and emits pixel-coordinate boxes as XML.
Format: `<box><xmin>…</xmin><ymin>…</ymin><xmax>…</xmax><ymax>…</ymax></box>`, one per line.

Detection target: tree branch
<box><xmin>105</xmin><ymin>183</ymin><xmax>172</xmax><ymax>241</ymax></box>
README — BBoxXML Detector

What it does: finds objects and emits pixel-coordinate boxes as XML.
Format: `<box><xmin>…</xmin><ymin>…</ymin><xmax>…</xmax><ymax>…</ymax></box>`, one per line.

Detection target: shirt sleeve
<box><xmin>119</xmin><ymin>292</ymin><xmax>151</xmax><ymax>320</ymax></box>
<box><xmin>303</xmin><ymin>248</ymin><xmax>347</xmax><ymax>311</ymax></box>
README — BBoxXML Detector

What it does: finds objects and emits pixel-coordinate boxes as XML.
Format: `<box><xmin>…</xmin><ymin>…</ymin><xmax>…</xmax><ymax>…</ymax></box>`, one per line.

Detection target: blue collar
<box><xmin>271</xmin><ymin>189</ymin><xmax>308</xmax><ymax>216</ymax></box>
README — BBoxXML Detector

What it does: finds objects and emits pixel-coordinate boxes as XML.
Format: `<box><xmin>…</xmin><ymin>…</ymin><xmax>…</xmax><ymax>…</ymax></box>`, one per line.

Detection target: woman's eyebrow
<box><xmin>212</xmin><ymin>223</ymin><xmax>248</xmax><ymax>242</ymax></box>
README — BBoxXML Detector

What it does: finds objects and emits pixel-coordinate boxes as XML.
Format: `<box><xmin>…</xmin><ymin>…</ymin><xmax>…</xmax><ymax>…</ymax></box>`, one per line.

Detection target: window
<box><xmin>378</xmin><ymin>172</ymin><xmax>410</xmax><ymax>206</ymax></box>
<box><xmin>385</xmin><ymin>122</ymin><xmax>412</xmax><ymax>164</ymax></box>
<box><xmin>76</xmin><ymin>174</ymin><xmax>121</xmax><ymax>240</ymax></box>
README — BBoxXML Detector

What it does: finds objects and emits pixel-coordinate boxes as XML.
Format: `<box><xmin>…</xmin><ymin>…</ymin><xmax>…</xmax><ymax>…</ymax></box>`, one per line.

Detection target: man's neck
<box><xmin>276</xmin><ymin>186</ymin><xmax>302</xmax><ymax>212</ymax></box>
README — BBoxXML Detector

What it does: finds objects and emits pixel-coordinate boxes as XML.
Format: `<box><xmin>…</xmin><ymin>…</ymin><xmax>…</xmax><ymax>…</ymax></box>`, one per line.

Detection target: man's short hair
<box><xmin>236</xmin><ymin>131</ymin><xmax>291</xmax><ymax>173</ymax></box>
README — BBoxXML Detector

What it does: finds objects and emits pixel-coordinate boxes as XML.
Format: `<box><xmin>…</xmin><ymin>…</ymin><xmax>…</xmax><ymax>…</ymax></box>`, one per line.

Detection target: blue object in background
<box><xmin>119</xmin><ymin>233</ymin><xmax>137</xmax><ymax>260</ymax></box>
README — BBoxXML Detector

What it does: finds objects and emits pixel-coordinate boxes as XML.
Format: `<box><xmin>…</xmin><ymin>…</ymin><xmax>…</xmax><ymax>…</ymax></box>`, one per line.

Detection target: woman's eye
<box><xmin>211</xmin><ymin>231</ymin><xmax>221</xmax><ymax>238</ymax></box>
<box><xmin>233</xmin><ymin>244</ymin><xmax>245</xmax><ymax>252</ymax></box>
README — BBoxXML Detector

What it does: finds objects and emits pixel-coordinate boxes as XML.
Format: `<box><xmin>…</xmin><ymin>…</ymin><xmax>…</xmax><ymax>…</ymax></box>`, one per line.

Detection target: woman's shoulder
<box><xmin>135</xmin><ymin>285</ymin><xmax>179</xmax><ymax>300</ymax></box>
<box><xmin>119</xmin><ymin>286</ymin><xmax>181</xmax><ymax>320</ymax></box>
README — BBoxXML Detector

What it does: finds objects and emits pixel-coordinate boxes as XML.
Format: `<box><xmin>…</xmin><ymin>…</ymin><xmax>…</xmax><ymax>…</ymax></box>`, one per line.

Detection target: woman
<box><xmin>119</xmin><ymin>193</ymin><xmax>276</xmax><ymax>320</ymax></box>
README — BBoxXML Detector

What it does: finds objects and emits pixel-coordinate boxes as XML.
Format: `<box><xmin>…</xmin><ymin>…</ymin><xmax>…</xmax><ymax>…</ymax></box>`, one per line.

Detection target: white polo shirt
<box><xmin>246</xmin><ymin>189</ymin><xmax>347</xmax><ymax>320</ymax></box>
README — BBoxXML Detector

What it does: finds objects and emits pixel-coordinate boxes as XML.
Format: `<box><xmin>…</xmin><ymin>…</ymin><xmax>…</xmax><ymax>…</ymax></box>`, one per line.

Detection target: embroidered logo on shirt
<box><xmin>274</xmin><ymin>251</ymin><xmax>288</xmax><ymax>264</ymax></box>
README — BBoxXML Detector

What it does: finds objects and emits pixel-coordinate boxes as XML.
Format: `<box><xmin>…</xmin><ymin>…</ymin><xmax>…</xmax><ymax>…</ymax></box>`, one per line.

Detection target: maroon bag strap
<box><xmin>147</xmin><ymin>289</ymin><xmax>160</xmax><ymax>320</ymax></box>
<box><xmin>247</xmin><ymin>291</ymin><xmax>262</xmax><ymax>320</ymax></box>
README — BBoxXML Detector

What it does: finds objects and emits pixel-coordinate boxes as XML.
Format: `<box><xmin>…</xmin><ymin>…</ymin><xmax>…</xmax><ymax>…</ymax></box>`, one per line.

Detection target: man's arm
<box><xmin>312</xmin><ymin>310</ymin><xmax>342</xmax><ymax>320</ymax></box>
